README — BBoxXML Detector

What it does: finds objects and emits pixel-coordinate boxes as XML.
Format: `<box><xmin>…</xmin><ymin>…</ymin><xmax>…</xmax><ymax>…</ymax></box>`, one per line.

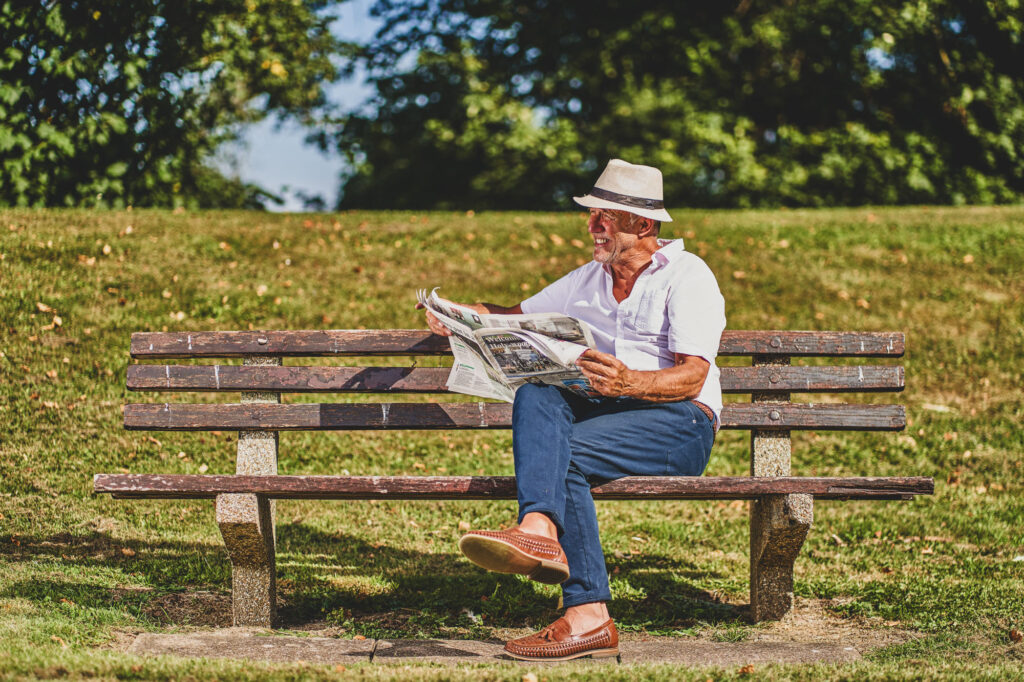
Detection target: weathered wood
<box><xmin>719</xmin><ymin>331</ymin><xmax>904</xmax><ymax>357</ymax></box>
<box><xmin>722</xmin><ymin>365</ymin><xmax>903</xmax><ymax>394</ymax></box>
<box><xmin>130</xmin><ymin>330</ymin><xmax>451</xmax><ymax>358</ymax></box>
<box><xmin>93</xmin><ymin>474</ymin><xmax>935</xmax><ymax>500</ymax></box>
<box><xmin>129</xmin><ymin>330</ymin><xmax>905</xmax><ymax>359</ymax></box>
<box><xmin>127</xmin><ymin>364</ymin><xmax>904</xmax><ymax>394</ymax></box>
<box><xmin>122</xmin><ymin>402</ymin><xmax>906</xmax><ymax>431</ymax></box>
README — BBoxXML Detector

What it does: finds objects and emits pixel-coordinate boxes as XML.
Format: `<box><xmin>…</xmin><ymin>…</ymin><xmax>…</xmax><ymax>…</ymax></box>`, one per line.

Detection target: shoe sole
<box><xmin>458</xmin><ymin>534</ymin><xmax>570</xmax><ymax>585</ymax></box>
<box><xmin>504</xmin><ymin>647</ymin><xmax>620</xmax><ymax>662</ymax></box>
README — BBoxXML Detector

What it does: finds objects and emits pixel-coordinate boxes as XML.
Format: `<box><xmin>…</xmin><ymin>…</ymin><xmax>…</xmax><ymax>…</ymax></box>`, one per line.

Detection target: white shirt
<box><xmin>520</xmin><ymin>239</ymin><xmax>726</xmax><ymax>422</ymax></box>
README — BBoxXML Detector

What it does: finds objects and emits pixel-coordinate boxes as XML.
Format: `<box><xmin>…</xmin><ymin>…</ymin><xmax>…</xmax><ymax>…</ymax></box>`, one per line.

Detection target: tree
<box><xmin>334</xmin><ymin>0</ymin><xmax>1024</xmax><ymax>208</ymax></box>
<box><xmin>0</xmin><ymin>0</ymin><xmax>343</xmax><ymax>208</ymax></box>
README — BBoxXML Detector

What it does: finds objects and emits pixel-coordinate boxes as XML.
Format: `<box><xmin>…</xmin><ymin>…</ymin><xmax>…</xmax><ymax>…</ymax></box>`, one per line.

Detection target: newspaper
<box><xmin>417</xmin><ymin>288</ymin><xmax>598</xmax><ymax>402</ymax></box>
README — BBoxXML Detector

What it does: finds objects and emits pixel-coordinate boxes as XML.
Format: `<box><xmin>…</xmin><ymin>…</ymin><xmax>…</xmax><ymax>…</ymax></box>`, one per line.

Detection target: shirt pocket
<box><xmin>631</xmin><ymin>288</ymin><xmax>669</xmax><ymax>333</ymax></box>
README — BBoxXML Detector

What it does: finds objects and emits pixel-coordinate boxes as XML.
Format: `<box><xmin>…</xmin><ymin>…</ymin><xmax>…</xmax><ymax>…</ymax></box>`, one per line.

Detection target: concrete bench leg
<box><xmin>750</xmin><ymin>492</ymin><xmax>813</xmax><ymax>621</ymax></box>
<box><xmin>748</xmin><ymin>353</ymin><xmax>811</xmax><ymax>622</ymax></box>
<box><xmin>218</xmin><ymin>355</ymin><xmax>280</xmax><ymax>627</ymax></box>
<box><xmin>217</xmin><ymin>492</ymin><xmax>276</xmax><ymax>627</ymax></box>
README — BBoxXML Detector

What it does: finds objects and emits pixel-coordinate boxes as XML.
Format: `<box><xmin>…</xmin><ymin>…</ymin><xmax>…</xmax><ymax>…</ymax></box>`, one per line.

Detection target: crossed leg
<box><xmin>460</xmin><ymin>383</ymin><xmax>714</xmax><ymax>659</ymax></box>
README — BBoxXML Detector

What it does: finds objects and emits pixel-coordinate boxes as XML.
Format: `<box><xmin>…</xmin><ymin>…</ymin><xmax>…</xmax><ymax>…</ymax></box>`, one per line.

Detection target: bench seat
<box><xmin>94</xmin><ymin>474</ymin><xmax>934</xmax><ymax>501</ymax></box>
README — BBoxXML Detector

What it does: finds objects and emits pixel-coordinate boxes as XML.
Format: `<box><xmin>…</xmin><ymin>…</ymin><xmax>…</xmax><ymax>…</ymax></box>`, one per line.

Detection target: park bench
<box><xmin>94</xmin><ymin>329</ymin><xmax>932</xmax><ymax>627</ymax></box>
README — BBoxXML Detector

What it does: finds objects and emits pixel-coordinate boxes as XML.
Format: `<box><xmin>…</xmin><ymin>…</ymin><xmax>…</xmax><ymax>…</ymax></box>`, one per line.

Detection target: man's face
<box><xmin>587</xmin><ymin>209</ymin><xmax>643</xmax><ymax>264</ymax></box>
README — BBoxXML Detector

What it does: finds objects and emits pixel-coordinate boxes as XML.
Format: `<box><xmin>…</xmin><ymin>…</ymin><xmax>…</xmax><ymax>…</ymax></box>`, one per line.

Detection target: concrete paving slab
<box><xmin>618</xmin><ymin>640</ymin><xmax>861</xmax><ymax>666</ymax></box>
<box><xmin>128</xmin><ymin>629</ymin><xmax>374</xmax><ymax>664</ymax></box>
<box><xmin>127</xmin><ymin>631</ymin><xmax>862</xmax><ymax>668</ymax></box>
<box><xmin>373</xmin><ymin>638</ymin><xmax>508</xmax><ymax>663</ymax></box>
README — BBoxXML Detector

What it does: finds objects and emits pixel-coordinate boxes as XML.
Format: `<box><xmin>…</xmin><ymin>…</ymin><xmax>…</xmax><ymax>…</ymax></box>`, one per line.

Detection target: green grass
<box><xmin>1</xmin><ymin>206</ymin><xmax>1023</xmax><ymax>680</ymax></box>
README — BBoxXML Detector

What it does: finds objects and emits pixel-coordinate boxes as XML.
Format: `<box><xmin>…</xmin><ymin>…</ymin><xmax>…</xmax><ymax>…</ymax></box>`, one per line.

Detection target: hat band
<box><xmin>588</xmin><ymin>186</ymin><xmax>664</xmax><ymax>210</ymax></box>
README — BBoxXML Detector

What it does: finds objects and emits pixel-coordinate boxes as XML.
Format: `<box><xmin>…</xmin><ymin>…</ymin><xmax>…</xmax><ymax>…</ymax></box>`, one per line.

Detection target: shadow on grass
<box><xmin>0</xmin><ymin>525</ymin><xmax>746</xmax><ymax>633</ymax></box>
<box><xmin>276</xmin><ymin>523</ymin><xmax>745</xmax><ymax>632</ymax></box>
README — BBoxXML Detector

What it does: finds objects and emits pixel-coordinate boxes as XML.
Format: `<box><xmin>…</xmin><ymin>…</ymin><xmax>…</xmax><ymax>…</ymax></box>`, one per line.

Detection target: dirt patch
<box><xmin>140</xmin><ymin>590</ymin><xmax>232</xmax><ymax>628</ymax></box>
<box><xmin>743</xmin><ymin>598</ymin><xmax>917</xmax><ymax>650</ymax></box>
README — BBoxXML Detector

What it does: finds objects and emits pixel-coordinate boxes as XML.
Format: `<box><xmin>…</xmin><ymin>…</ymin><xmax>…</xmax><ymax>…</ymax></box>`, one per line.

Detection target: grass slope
<box><xmin>1</xmin><ymin>206</ymin><xmax>1022</xmax><ymax>680</ymax></box>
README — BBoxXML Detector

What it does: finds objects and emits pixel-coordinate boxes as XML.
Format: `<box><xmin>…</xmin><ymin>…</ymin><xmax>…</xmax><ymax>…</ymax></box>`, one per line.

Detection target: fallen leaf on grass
<box><xmin>522</xmin><ymin>673</ymin><xmax>538</xmax><ymax>682</ymax></box>
<box><xmin>36</xmin><ymin>302</ymin><xmax>56</xmax><ymax>313</ymax></box>
<box><xmin>353</xmin><ymin>635</ymin><xmax>366</xmax><ymax>640</ymax></box>
<box><xmin>60</xmin><ymin>598</ymin><xmax>74</xmax><ymax>606</ymax></box>
<box><xmin>1011</xmin><ymin>629</ymin><xmax>1022</xmax><ymax>643</ymax></box>
<box><xmin>46</xmin><ymin>369</ymin><xmax>58</xmax><ymax>379</ymax></box>
<box><xmin>146</xmin><ymin>436</ymin><xmax>162</xmax><ymax>447</ymax></box>
<box><xmin>458</xmin><ymin>521</ymin><xmax>471</xmax><ymax>531</ymax></box>
<box><xmin>50</xmin><ymin>635</ymin><xmax>67</xmax><ymax>648</ymax></box>
<box><xmin>738</xmin><ymin>664</ymin><xmax>755</xmax><ymax>674</ymax></box>
<box><xmin>121</xmin><ymin>547</ymin><xmax>136</xmax><ymax>557</ymax></box>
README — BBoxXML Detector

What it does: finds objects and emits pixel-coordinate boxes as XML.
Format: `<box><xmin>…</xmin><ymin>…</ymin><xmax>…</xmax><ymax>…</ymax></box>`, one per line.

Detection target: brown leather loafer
<box><xmin>458</xmin><ymin>528</ymin><xmax>570</xmax><ymax>584</ymax></box>
<box><xmin>504</xmin><ymin>617</ymin><xmax>619</xmax><ymax>661</ymax></box>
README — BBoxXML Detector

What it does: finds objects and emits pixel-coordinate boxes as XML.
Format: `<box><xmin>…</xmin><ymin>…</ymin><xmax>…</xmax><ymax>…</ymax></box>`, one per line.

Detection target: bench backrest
<box><xmin>125</xmin><ymin>330</ymin><xmax>905</xmax><ymax>478</ymax></box>
<box><xmin>126</xmin><ymin>330</ymin><xmax>904</xmax><ymax>426</ymax></box>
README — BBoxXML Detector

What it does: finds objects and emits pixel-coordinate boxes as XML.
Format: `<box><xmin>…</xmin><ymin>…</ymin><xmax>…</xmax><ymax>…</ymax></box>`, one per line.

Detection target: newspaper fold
<box><xmin>416</xmin><ymin>288</ymin><xmax>598</xmax><ymax>402</ymax></box>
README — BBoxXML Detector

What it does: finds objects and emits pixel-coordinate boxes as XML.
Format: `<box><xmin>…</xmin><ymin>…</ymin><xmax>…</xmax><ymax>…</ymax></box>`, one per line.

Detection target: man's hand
<box><xmin>576</xmin><ymin>349</ymin><xmax>640</xmax><ymax>397</ymax></box>
<box><xmin>415</xmin><ymin>302</ymin><xmax>453</xmax><ymax>337</ymax></box>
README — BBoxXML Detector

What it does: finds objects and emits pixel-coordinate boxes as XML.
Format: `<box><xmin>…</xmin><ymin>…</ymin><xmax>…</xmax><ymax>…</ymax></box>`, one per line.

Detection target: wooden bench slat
<box><xmin>718</xmin><ymin>331</ymin><xmax>904</xmax><ymax>357</ymax></box>
<box><xmin>123</xmin><ymin>402</ymin><xmax>905</xmax><ymax>431</ymax></box>
<box><xmin>130</xmin><ymin>330</ymin><xmax>906</xmax><ymax>359</ymax></box>
<box><xmin>127</xmin><ymin>365</ymin><xmax>454</xmax><ymax>393</ymax></box>
<box><xmin>93</xmin><ymin>474</ymin><xmax>934</xmax><ymax>500</ymax></box>
<box><xmin>127</xmin><ymin>365</ymin><xmax>905</xmax><ymax>394</ymax></box>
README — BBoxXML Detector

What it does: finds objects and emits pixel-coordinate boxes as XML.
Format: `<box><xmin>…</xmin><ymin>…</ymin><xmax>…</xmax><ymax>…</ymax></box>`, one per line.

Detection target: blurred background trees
<box><xmin>2</xmin><ymin>1</ymin><xmax>1023</xmax><ymax>209</ymax></box>
<box><xmin>334</xmin><ymin>0</ymin><xmax>1024</xmax><ymax>209</ymax></box>
<box><xmin>0</xmin><ymin>0</ymin><xmax>341</xmax><ymax>208</ymax></box>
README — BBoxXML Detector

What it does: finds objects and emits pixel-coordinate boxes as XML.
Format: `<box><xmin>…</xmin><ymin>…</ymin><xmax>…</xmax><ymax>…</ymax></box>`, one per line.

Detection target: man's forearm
<box><xmin>622</xmin><ymin>358</ymin><xmax>709</xmax><ymax>403</ymax></box>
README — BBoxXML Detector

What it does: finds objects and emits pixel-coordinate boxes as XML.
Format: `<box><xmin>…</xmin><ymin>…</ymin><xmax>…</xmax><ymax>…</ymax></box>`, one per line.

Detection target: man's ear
<box><xmin>639</xmin><ymin>217</ymin><xmax>657</xmax><ymax>238</ymax></box>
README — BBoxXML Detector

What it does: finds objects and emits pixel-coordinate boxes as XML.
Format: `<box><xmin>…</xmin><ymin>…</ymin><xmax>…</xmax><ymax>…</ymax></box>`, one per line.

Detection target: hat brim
<box><xmin>573</xmin><ymin>194</ymin><xmax>673</xmax><ymax>222</ymax></box>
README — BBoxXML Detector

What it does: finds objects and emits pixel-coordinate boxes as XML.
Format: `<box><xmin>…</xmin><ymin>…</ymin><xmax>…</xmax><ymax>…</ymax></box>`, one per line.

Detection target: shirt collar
<box><xmin>651</xmin><ymin>238</ymin><xmax>686</xmax><ymax>270</ymax></box>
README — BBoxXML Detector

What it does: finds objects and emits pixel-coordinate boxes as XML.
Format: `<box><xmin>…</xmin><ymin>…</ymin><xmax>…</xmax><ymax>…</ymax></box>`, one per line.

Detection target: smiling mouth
<box><xmin>593</xmin><ymin>238</ymin><xmax>609</xmax><ymax>245</ymax></box>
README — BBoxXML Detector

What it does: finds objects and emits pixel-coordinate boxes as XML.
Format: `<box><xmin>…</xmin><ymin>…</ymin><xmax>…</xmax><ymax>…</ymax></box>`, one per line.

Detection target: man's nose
<box><xmin>587</xmin><ymin>213</ymin><xmax>601</xmax><ymax>232</ymax></box>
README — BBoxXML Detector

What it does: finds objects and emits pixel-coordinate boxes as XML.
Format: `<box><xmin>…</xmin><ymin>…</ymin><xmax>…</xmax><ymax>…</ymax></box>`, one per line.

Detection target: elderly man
<box><xmin>424</xmin><ymin>159</ymin><xmax>726</xmax><ymax>661</ymax></box>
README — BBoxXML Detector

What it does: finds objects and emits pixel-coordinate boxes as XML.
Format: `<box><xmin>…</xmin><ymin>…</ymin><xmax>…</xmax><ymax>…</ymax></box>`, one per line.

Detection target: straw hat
<box><xmin>573</xmin><ymin>159</ymin><xmax>673</xmax><ymax>222</ymax></box>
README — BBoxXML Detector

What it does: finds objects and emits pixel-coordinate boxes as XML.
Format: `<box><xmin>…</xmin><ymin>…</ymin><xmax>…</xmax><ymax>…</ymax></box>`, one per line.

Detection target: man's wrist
<box><xmin>620</xmin><ymin>369</ymin><xmax>648</xmax><ymax>399</ymax></box>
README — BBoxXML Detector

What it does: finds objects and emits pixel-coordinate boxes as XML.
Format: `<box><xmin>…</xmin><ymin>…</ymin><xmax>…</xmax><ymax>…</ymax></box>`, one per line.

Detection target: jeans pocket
<box><xmin>664</xmin><ymin>403</ymin><xmax>715</xmax><ymax>476</ymax></box>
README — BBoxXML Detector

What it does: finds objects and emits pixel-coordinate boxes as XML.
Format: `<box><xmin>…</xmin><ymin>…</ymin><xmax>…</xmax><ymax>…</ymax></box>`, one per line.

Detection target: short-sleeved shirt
<box><xmin>520</xmin><ymin>238</ymin><xmax>727</xmax><ymax>422</ymax></box>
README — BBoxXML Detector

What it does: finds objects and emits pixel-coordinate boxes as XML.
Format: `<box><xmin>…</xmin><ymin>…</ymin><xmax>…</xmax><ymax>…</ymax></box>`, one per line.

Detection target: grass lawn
<box><xmin>1</xmin><ymin>206</ymin><xmax>1022</xmax><ymax>680</ymax></box>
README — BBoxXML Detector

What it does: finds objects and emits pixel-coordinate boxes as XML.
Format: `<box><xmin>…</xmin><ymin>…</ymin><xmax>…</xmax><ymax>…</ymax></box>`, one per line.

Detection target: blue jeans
<box><xmin>512</xmin><ymin>383</ymin><xmax>715</xmax><ymax>607</ymax></box>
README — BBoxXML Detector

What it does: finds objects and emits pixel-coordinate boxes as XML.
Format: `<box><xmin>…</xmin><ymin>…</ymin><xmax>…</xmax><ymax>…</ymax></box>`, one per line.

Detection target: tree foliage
<box><xmin>335</xmin><ymin>0</ymin><xmax>1024</xmax><ymax>209</ymax></box>
<box><xmin>0</xmin><ymin>0</ymin><xmax>341</xmax><ymax>208</ymax></box>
